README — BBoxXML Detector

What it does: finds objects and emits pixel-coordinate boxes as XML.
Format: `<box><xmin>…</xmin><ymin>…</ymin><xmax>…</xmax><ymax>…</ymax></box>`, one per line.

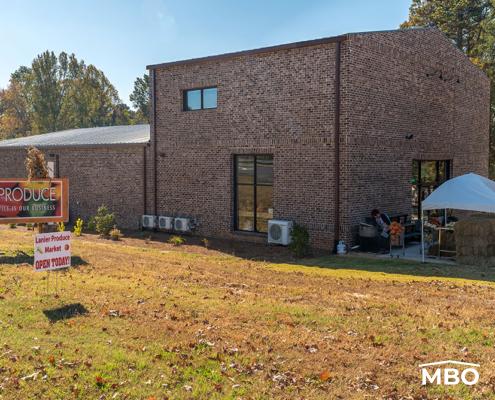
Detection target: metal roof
<box><xmin>0</xmin><ymin>124</ymin><xmax>150</xmax><ymax>149</ymax></box>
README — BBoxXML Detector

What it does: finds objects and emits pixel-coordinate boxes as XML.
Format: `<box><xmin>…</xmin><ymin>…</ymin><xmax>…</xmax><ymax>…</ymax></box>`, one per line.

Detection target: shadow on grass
<box><xmin>43</xmin><ymin>303</ymin><xmax>88</xmax><ymax>322</ymax></box>
<box><xmin>294</xmin><ymin>255</ymin><xmax>495</xmax><ymax>283</ymax></box>
<box><xmin>0</xmin><ymin>251</ymin><xmax>88</xmax><ymax>268</ymax></box>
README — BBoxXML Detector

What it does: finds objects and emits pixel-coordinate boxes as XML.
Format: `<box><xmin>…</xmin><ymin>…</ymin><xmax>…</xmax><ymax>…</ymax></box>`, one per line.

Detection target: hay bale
<box><xmin>456</xmin><ymin>216</ymin><xmax>495</xmax><ymax>266</ymax></box>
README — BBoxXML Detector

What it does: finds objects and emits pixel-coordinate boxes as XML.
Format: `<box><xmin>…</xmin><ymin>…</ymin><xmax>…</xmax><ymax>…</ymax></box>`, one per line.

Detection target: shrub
<box><xmin>26</xmin><ymin>223</ymin><xmax>34</xmax><ymax>230</ymax></box>
<box><xmin>94</xmin><ymin>206</ymin><xmax>116</xmax><ymax>237</ymax></box>
<box><xmin>168</xmin><ymin>235</ymin><xmax>185</xmax><ymax>246</ymax></box>
<box><xmin>289</xmin><ymin>224</ymin><xmax>310</xmax><ymax>258</ymax></box>
<box><xmin>201</xmin><ymin>238</ymin><xmax>210</xmax><ymax>248</ymax></box>
<box><xmin>57</xmin><ymin>222</ymin><xmax>65</xmax><ymax>232</ymax></box>
<box><xmin>87</xmin><ymin>217</ymin><xmax>96</xmax><ymax>232</ymax></box>
<box><xmin>109</xmin><ymin>226</ymin><xmax>122</xmax><ymax>241</ymax></box>
<box><xmin>73</xmin><ymin>218</ymin><xmax>84</xmax><ymax>237</ymax></box>
<box><xmin>8</xmin><ymin>223</ymin><xmax>16</xmax><ymax>229</ymax></box>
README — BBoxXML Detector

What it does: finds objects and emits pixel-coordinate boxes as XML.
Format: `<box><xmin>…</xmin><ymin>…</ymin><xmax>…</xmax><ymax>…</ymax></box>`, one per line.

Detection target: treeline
<box><xmin>0</xmin><ymin>51</ymin><xmax>150</xmax><ymax>139</ymax></box>
<box><xmin>402</xmin><ymin>0</ymin><xmax>495</xmax><ymax>176</ymax></box>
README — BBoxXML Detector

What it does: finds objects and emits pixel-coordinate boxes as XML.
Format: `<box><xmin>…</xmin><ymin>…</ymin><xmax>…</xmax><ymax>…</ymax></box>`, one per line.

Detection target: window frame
<box><xmin>233</xmin><ymin>154</ymin><xmax>273</xmax><ymax>234</ymax></box>
<box><xmin>412</xmin><ymin>159</ymin><xmax>452</xmax><ymax>218</ymax></box>
<box><xmin>183</xmin><ymin>86</ymin><xmax>217</xmax><ymax>111</ymax></box>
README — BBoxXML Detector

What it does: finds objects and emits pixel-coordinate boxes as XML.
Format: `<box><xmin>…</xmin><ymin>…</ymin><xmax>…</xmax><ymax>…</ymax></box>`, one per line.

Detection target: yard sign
<box><xmin>0</xmin><ymin>178</ymin><xmax>69</xmax><ymax>224</ymax></box>
<box><xmin>34</xmin><ymin>231</ymin><xmax>71</xmax><ymax>271</ymax></box>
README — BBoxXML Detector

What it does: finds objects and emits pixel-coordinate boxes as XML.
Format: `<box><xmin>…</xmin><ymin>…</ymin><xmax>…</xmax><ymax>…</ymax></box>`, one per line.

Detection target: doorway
<box><xmin>411</xmin><ymin>160</ymin><xmax>451</xmax><ymax>218</ymax></box>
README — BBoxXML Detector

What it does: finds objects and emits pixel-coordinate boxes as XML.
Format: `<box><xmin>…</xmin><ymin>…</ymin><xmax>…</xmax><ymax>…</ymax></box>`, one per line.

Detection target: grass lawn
<box><xmin>1</xmin><ymin>227</ymin><xmax>495</xmax><ymax>399</ymax></box>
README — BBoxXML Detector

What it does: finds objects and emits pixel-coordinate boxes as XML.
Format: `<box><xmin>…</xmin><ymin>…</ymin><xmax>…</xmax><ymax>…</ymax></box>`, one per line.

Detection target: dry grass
<box><xmin>1</xmin><ymin>227</ymin><xmax>495</xmax><ymax>399</ymax></box>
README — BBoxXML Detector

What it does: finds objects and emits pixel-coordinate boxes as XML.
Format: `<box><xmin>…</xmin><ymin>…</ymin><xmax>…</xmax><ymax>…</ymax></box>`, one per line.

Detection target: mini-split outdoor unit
<box><xmin>141</xmin><ymin>215</ymin><xmax>157</xmax><ymax>229</ymax></box>
<box><xmin>158</xmin><ymin>216</ymin><xmax>174</xmax><ymax>231</ymax></box>
<box><xmin>267</xmin><ymin>220</ymin><xmax>293</xmax><ymax>245</ymax></box>
<box><xmin>174</xmin><ymin>217</ymin><xmax>191</xmax><ymax>233</ymax></box>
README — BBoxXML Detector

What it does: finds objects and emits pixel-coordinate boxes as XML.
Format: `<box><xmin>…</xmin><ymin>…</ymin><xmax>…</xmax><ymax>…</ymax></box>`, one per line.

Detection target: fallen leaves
<box><xmin>95</xmin><ymin>375</ymin><xmax>106</xmax><ymax>387</ymax></box>
<box><xmin>319</xmin><ymin>369</ymin><xmax>331</xmax><ymax>382</ymax></box>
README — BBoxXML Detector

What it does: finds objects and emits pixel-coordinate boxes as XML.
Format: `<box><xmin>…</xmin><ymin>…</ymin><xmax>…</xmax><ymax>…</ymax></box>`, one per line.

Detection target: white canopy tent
<box><xmin>421</xmin><ymin>173</ymin><xmax>495</xmax><ymax>262</ymax></box>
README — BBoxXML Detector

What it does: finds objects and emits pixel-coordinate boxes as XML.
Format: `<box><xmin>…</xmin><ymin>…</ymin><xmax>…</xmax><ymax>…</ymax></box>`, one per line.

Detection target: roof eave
<box><xmin>146</xmin><ymin>34</ymin><xmax>348</xmax><ymax>70</ymax></box>
<box><xmin>0</xmin><ymin>141</ymin><xmax>150</xmax><ymax>151</ymax></box>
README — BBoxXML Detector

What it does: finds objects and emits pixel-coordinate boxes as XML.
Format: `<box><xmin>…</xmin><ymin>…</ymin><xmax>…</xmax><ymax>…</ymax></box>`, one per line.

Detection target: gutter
<box><xmin>0</xmin><ymin>142</ymin><xmax>149</xmax><ymax>150</ymax></box>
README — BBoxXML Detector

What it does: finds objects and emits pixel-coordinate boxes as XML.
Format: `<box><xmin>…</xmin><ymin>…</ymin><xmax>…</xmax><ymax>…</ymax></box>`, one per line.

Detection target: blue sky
<box><xmin>1</xmin><ymin>0</ymin><xmax>411</xmax><ymax>108</ymax></box>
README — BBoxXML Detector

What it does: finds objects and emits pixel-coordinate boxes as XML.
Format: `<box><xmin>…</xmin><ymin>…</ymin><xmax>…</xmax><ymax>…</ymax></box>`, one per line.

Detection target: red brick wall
<box><xmin>340</xmin><ymin>28</ymin><xmax>490</xmax><ymax>243</ymax></box>
<box><xmin>0</xmin><ymin>146</ymin><xmax>149</xmax><ymax>229</ymax></box>
<box><xmin>152</xmin><ymin>43</ymin><xmax>339</xmax><ymax>248</ymax></box>
<box><xmin>152</xmin><ymin>27</ymin><xmax>490</xmax><ymax>250</ymax></box>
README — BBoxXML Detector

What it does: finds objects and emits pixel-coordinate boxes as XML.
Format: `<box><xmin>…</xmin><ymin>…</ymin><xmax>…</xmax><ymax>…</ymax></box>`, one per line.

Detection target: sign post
<box><xmin>1</xmin><ymin>148</ymin><xmax>71</xmax><ymax>297</ymax></box>
<box><xmin>34</xmin><ymin>231</ymin><xmax>71</xmax><ymax>272</ymax></box>
<box><xmin>34</xmin><ymin>231</ymin><xmax>71</xmax><ymax>295</ymax></box>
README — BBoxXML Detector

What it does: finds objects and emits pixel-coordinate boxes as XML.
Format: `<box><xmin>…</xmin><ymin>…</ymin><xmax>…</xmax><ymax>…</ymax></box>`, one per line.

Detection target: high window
<box><xmin>183</xmin><ymin>87</ymin><xmax>217</xmax><ymax>111</ymax></box>
<box><xmin>234</xmin><ymin>155</ymin><xmax>273</xmax><ymax>233</ymax></box>
<box><xmin>412</xmin><ymin>160</ymin><xmax>451</xmax><ymax>218</ymax></box>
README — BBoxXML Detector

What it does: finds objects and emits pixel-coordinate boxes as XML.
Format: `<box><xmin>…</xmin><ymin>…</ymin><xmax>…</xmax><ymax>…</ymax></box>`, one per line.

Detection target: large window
<box><xmin>234</xmin><ymin>155</ymin><xmax>273</xmax><ymax>233</ymax></box>
<box><xmin>183</xmin><ymin>87</ymin><xmax>217</xmax><ymax>111</ymax></box>
<box><xmin>412</xmin><ymin>160</ymin><xmax>451</xmax><ymax>218</ymax></box>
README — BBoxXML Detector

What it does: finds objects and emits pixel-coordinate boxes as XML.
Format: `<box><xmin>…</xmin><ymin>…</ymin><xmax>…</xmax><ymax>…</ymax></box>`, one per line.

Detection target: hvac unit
<box><xmin>158</xmin><ymin>216</ymin><xmax>174</xmax><ymax>231</ymax></box>
<box><xmin>141</xmin><ymin>215</ymin><xmax>157</xmax><ymax>229</ymax></box>
<box><xmin>174</xmin><ymin>217</ymin><xmax>191</xmax><ymax>233</ymax></box>
<box><xmin>267</xmin><ymin>220</ymin><xmax>293</xmax><ymax>245</ymax></box>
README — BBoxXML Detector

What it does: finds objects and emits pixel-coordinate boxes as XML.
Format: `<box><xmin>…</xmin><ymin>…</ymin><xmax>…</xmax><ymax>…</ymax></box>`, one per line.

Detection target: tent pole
<box><xmin>421</xmin><ymin>209</ymin><xmax>425</xmax><ymax>263</ymax></box>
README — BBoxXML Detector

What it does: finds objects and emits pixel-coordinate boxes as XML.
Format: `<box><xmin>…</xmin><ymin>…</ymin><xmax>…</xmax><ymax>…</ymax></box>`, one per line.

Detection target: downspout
<box><xmin>143</xmin><ymin>145</ymin><xmax>147</xmax><ymax>215</ymax></box>
<box><xmin>152</xmin><ymin>69</ymin><xmax>158</xmax><ymax>217</ymax></box>
<box><xmin>333</xmin><ymin>40</ymin><xmax>342</xmax><ymax>251</ymax></box>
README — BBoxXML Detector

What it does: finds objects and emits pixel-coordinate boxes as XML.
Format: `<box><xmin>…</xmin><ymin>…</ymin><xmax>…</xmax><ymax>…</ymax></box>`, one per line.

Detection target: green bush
<box><xmin>86</xmin><ymin>217</ymin><xmax>96</xmax><ymax>232</ymax></box>
<box><xmin>289</xmin><ymin>224</ymin><xmax>310</xmax><ymax>258</ymax></box>
<box><xmin>168</xmin><ymin>235</ymin><xmax>186</xmax><ymax>246</ymax></box>
<box><xmin>8</xmin><ymin>223</ymin><xmax>16</xmax><ymax>229</ymax></box>
<box><xmin>94</xmin><ymin>206</ymin><xmax>116</xmax><ymax>237</ymax></box>
<box><xmin>73</xmin><ymin>218</ymin><xmax>84</xmax><ymax>237</ymax></box>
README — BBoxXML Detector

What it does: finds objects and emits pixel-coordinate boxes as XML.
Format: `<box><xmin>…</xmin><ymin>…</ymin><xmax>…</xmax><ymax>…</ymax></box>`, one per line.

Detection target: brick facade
<box><xmin>340</xmin><ymin>29</ymin><xmax>490</xmax><ymax>243</ymax></box>
<box><xmin>148</xmin><ymin>27</ymin><xmax>490</xmax><ymax>249</ymax></box>
<box><xmin>0</xmin><ymin>28</ymin><xmax>489</xmax><ymax>250</ymax></box>
<box><xmin>0</xmin><ymin>145</ymin><xmax>150</xmax><ymax>229</ymax></box>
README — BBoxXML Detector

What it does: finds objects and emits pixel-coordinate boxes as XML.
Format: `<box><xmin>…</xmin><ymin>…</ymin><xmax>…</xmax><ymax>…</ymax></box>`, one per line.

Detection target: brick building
<box><xmin>0</xmin><ymin>27</ymin><xmax>489</xmax><ymax>250</ymax></box>
<box><xmin>146</xmin><ymin>27</ymin><xmax>490</xmax><ymax>249</ymax></box>
<box><xmin>0</xmin><ymin>125</ymin><xmax>150</xmax><ymax>229</ymax></box>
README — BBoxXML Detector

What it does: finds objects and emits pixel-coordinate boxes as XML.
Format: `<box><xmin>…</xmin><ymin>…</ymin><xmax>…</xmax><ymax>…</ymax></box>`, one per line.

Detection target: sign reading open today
<box><xmin>0</xmin><ymin>178</ymin><xmax>69</xmax><ymax>224</ymax></box>
<box><xmin>34</xmin><ymin>231</ymin><xmax>71</xmax><ymax>271</ymax></box>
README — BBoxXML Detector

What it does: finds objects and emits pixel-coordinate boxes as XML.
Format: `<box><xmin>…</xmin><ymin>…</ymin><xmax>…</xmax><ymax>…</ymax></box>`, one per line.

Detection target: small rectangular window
<box><xmin>183</xmin><ymin>87</ymin><xmax>217</xmax><ymax>111</ymax></box>
<box><xmin>185</xmin><ymin>89</ymin><xmax>201</xmax><ymax>110</ymax></box>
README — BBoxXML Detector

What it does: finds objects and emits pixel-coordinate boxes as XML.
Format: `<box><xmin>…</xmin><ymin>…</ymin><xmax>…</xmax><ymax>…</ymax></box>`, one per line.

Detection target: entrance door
<box><xmin>411</xmin><ymin>160</ymin><xmax>451</xmax><ymax>218</ymax></box>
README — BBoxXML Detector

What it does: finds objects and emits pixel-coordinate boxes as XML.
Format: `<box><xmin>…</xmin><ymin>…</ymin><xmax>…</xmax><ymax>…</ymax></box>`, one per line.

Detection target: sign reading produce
<box><xmin>0</xmin><ymin>178</ymin><xmax>69</xmax><ymax>224</ymax></box>
<box><xmin>34</xmin><ymin>231</ymin><xmax>71</xmax><ymax>271</ymax></box>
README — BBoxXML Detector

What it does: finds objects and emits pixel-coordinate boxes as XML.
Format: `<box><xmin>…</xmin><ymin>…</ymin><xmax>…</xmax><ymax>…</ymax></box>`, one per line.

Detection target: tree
<box><xmin>129</xmin><ymin>73</ymin><xmax>150</xmax><ymax>122</ymax></box>
<box><xmin>402</xmin><ymin>0</ymin><xmax>495</xmax><ymax>175</ymax></box>
<box><xmin>0</xmin><ymin>50</ymin><xmax>132</xmax><ymax>138</ymax></box>
<box><xmin>0</xmin><ymin>67</ymin><xmax>33</xmax><ymax>139</ymax></box>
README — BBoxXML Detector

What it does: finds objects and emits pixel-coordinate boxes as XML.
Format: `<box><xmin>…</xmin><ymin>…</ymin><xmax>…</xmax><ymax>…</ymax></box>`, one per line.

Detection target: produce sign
<box><xmin>34</xmin><ymin>231</ymin><xmax>71</xmax><ymax>271</ymax></box>
<box><xmin>0</xmin><ymin>178</ymin><xmax>68</xmax><ymax>223</ymax></box>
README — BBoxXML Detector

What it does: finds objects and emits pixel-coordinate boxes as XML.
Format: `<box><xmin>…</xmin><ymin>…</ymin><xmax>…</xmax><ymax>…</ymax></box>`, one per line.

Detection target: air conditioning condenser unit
<box><xmin>267</xmin><ymin>220</ymin><xmax>293</xmax><ymax>245</ymax></box>
<box><xmin>158</xmin><ymin>216</ymin><xmax>174</xmax><ymax>231</ymax></box>
<box><xmin>141</xmin><ymin>215</ymin><xmax>157</xmax><ymax>229</ymax></box>
<box><xmin>174</xmin><ymin>217</ymin><xmax>191</xmax><ymax>233</ymax></box>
